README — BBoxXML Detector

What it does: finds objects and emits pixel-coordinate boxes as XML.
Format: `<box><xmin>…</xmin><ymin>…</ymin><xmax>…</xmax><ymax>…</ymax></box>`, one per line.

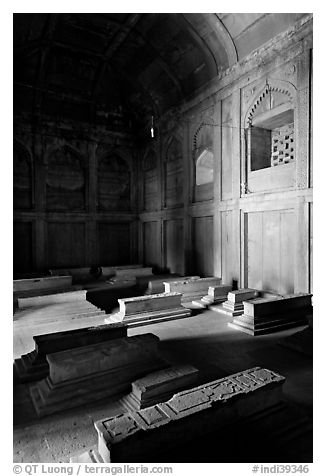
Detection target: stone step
<box><xmin>229</xmin><ymin>316</ymin><xmax>308</xmax><ymax>336</ymax></box>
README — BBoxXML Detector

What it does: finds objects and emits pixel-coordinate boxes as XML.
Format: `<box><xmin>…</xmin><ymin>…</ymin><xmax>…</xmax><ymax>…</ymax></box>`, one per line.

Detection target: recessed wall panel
<box><xmin>192</xmin><ymin>216</ymin><xmax>214</xmax><ymax>276</ymax></box>
<box><xmin>47</xmin><ymin>222</ymin><xmax>86</xmax><ymax>268</ymax></box>
<box><xmin>98</xmin><ymin>222</ymin><xmax>130</xmax><ymax>265</ymax></box>
<box><xmin>164</xmin><ymin>219</ymin><xmax>184</xmax><ymax>274</ymax></box>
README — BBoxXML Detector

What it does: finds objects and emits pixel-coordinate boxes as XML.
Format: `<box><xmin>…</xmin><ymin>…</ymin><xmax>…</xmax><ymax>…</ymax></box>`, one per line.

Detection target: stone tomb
<box><xmin>144</xmin><ymin>275</ymin><xmax>199</xmax><ymax>295</ymax></box>
<box><xmin>108</xmin><ymin>267</ymin><xmax>153</xmax><ymax>286</ymax></box>
<box><xmin>30</xmin><ymin>333</ymin><xmax>169</xmax><ymax>417</ymax></box>
<box><xmin>120</xmin><ymin>365</ymin><xmax>199</xmax><ymax>411</ymax></box>
<box><xmin>212</xmin><ymin>288</ymin><xmax>259</xmax><ymax>316</ymax></box>
<box><xmin>229</xmin><ymin>293</ymin><xmax>312</xmax><ymax>335</ymax></box>
<box><xmin>105</xmin><ymin>292</ymin><xmax>191</xmax><ymax>327</ymax></box>
<box><xmin>14</xmin><ymin>290</ymin><xmax>105</xmax><ymax>329</ymax></box>
<box><xmin>192</xmin><ymin>284</ymin><xmax>233</xmax><ymax>308</ymax></box>
<box><xmin>101</xmin><ymin>265</ymin><xmax>143</xmax><ymax>278</ymax></box>
<box><xmin>13</xmin><ymin>275</ymin><xmax>73</xmax><ymax>296</ymax></box>
<box><xmin>72</xmin><ymin>367</ymin><xmax>285</xmax><ymax>463</ymax></box>
<box><xmin>17</xmin><ymin>289</ymin><xmax>88</xmax><ymax>309</ymax></box>
<box><xmin>14</xmin><ymin>322</ymin><xmax>127</xmax><ymax>383</ymax></box>
<box><xmin>164</xmin><ymin>277</ymin><xmax>221</xmax><ymax>303</ymax></box>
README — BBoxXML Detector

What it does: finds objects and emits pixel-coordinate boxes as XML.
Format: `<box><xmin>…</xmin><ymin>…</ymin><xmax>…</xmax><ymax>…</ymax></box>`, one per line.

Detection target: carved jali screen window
<box><xmin>271</xmin><ymin>123</ymin><xmax>295</xmax><ymax>166</ymax></box>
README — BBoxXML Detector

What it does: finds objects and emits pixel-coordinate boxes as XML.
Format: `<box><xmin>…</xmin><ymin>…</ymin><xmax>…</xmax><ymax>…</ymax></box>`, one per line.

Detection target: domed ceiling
<box><xmin>14</xmin><ymin>13</ymin><xmax>308</xmax><ymax>132</ymax></box>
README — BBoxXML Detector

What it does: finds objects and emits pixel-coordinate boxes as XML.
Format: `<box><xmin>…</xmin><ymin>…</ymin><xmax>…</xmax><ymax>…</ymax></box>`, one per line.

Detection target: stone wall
<box><xmin>138</xmin><ymin>16</ymin><xmax>313</xmax><ymax>294</ymax></box>
<box><xmin>13</xmin><ymin>123</ymin><xmax>139</xmax><ymax>275</ymax></box>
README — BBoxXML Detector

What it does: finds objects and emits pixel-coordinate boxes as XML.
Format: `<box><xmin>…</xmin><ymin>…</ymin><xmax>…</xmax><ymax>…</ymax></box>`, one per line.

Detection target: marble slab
<box><xmin>105</xmin><ymin>292</ymin><xmax>191</xmax><ymax>327</ymax></box>
<box><xmin>212</xmin><ymin>288</ymin><xmax>260</xmax><ymax>316</ymax></box>
<box><xmin>164</xmin><ymin>277</ymin><xmax>221</xmax><ymax>302</ymax></box>
<box><xmin>193</xmin><ymin>285</ymin><xmax>232</xmax><ymax>308</ymax></box>
<box><xmin>17</xmin><ymin>289</ymin><xmax>88</xmax><ymax>309</ymax></box>
<box><xmin>14</xmin><ymin>322</ymin><xmax>127</xmax><ymax>383</ymax></box>
<box><xmin>92</xmin><ymin>367</ymin><xmax>285</xmax><ymax>462</ymax></box>
<box><xmin>13</xmin><ymin>275</ymin><xmax>72</xmax><ymax>293</ymax></box>
<box><xmin>229</xmin><ymin>293</ymin><xmax>312</xmax><ymax>335</ymax></box>
<box><xmin>120</xmin><ymin>365</ymin><xmax>199</xmax><ymax>411</ymax></box>
<box><xmin>30</xmin><ymin>333</ymin><xmax>169</xmax><ymax>417</ymax></box>
<box><xmin>144</xmin><ymin>276</ymin><xmax>199</xmax><ymax>295</ymax></box>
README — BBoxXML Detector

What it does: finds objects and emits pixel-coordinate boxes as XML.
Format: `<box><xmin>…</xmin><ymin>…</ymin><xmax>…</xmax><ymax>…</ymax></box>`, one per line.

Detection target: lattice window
<box><xmin>271</xmin><ymin>123</ymin><xmax>294</xmax><ymax>166</ymax></box>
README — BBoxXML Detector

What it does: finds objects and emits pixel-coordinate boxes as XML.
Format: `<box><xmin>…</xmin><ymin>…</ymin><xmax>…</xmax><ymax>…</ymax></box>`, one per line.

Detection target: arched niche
<box><xmin>97</xmin><ymin>153</ymin><xmax>131</xmax><ymax>211</ymax></box>
<box><xmin>142</xmin><ymin>148</ymin><xmax>158</xmax><ymax>211</ymax></box>
<box><xmin>46</xmin><ymin>145</ymin><xmax>86</xmax><ymax>211</ymax></box>
<box><xmin>196</xmin><ymin>149</ymin><xmax>214</xmax><ymax>185</ymax></box>
<box><xmin>164</xmin><ymin>136</ymin><xmax>183</xmax><ymax>207</ymax></box>
<box><xmin>13</xmin><ymin>141</ymin><xmax>33</xmax><ymax>210</ymax></box>
<box><xmin>193</xmin><ymin>122</ymin><xmax>214</xmax><ymax>202</ymax></box>
<box><xmin>242</xmin><ymin>80</ymin><xmax>297</xmax><ymax>194</ymax></box>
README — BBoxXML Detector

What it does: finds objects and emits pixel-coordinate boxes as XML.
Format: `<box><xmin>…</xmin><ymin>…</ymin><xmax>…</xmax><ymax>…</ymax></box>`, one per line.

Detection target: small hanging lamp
<box><xmin>150</xmin><ymin>115</ymin><xmax>155</xmax><ymax>139</ymax></box>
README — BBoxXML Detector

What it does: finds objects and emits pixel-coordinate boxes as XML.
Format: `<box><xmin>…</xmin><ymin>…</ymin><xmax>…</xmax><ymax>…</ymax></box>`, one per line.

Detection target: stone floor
<box><xmin>13</xmin><ymin>303</ymin><xmax>313</xmax><ymax>463</ymax></box>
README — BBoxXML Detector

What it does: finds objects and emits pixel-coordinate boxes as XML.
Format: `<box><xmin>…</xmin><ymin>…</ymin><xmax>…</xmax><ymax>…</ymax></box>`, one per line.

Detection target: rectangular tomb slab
<box><xmin>164</xmin><ymin>277</ymin><xmax>221</xmax><ymax>302</ymax></box>
<box><xmin>120</xmin><ymin>292</ymin><xmax>183</xmax><ymax>315</ymax></box>
<box><xmin>120</xmin><ymin>365</ymin><xmax>199</xmax><ymax>411</ymax></box>
<box><xmin>193</xmin><ymin>285</ymin><xmax>232</xmax><ymax>308</ymax></box>
<box><xmin>14</xmin><ymin>322</ymin><xmax>127</xmax><ymax>383</ymax></box>
<box><xmin>229</xmin><ymin>293</ymin><xmax>312</xmax><ymax>335</ymax></box>
<box><xmin>13</xmin><ymin>275</ymin><xmax>72</xmax><ymax>293</ymax></box>
<box><xmin>105</xmin><ymin>292</ymin><xmax>191</xmax><ymax>327</ymax></box>
<box><xmin>102</xmin><ymin>265</ymin><xmax>142</xmax><ymax>277</ymax></box>
<box><xmin>30</xmin><ymin>333</ymin><xmax>169</xmax><ymax>417</ymax></box>
<box><xmin>94</xmin><ymin>367</ymin><xmax>285</xmax><ymax>462</ymax></box>
<box><xmin>47</xmin><ymin>333</ymin><xmax>161</xmax><ymax>384</ymax></box>
<box><xmin>17</xmin><ymin>289</ymin><xmax>88</xmax><ymax>309</ymax></box>
<box><xmin>228</xmin><ymin>289</ymin><xmax>259</xmax><ymax>303</ymax></box>
<box><xmin>211</xmin><ymin>288</ymin><xmax>260</xmax><ymax>316</ymax></box>
<box><xmin>144</xmin><ymin>276</ymin><xmax>199</xmax><ymax>295</ymax></box>
<box><xmin>243</xmin><ymin>293</ymin><xmax>312</xmax><ymax>317</ymax></box>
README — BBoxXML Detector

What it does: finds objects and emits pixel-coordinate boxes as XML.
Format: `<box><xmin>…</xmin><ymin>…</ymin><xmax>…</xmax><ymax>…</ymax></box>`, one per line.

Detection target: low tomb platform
<box><xmin>229</xmin><ymin>293</ymin><xmax>312</xmax><ymax>335</ymax></box>
<box><xmin>14</xmin><ymin>322</ymin><xmax>127</xmax><ymax>383</ymax></box>
<box><xmin>13</xmin><ymin>276</ymin><xmax>76</xmax><ymax>309</ymax></box>
<box><xmin>108</xmin><ymin>267</ymin><xmax>153</xmax><ymax>285</ymax></box>
<box><xmin>105</xmin><ymin>292</ymin><xmax>191</xmax><ymax>327</ymax></box>
<box><xmin>17</xmin><ymin>289</ymin><xmax>88</xmax><ymax>309</ymax></box>
<box><xmin>49</xmin><ymin>265</ymin><xmax>144</xmax><ymax>286</ymax></box>
<box><xmin>211</xmin><ymin>288</ymin><xmax>259</xmax><ymax>316</ymax></box>
<box><xmin>72</xmin><ymin>367</ymin><xmax>285</xmax><ymax>463</ymax></box>
<box><xmin>30</xmin><ymin>333</ymin><xmax>169</xmax><ymax>417</ymax></box>
<box><xmin>192</xmin><ymin>284</ymin><xmax>233</xmax><ymax>308</ymax></box>
<box><xmin>164</xmin><ymin>277</ymin><xmax>221</xmax><ymax>303</ymax></box>
<box><xmin>101</xmin><ymin>265</ymin><xmax>143</xmax><ymax>279</ymax></box>
<box><xmin>143</xmin><ymin>275</ymin><xmax>199</xmax><ymax>295</ymax></box>
<box><xmin>120</xmin><ymin>365</ymin><xmax>199</xmax><ymax>411</ymax></box>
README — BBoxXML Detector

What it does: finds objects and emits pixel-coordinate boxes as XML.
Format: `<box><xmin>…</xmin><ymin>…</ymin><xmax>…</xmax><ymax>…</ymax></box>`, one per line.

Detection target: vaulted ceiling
<box><xmin>13</xmin><ymin>13</ymin><xmax>308</xmax><ymax>133</ymax></box>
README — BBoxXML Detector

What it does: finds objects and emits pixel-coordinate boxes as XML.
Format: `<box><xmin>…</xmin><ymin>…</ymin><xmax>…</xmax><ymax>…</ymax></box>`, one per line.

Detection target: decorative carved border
<box><xmin>244</xmin><ymin>79</ymin><xmax>297</xmax><ymax>127</ymax></box>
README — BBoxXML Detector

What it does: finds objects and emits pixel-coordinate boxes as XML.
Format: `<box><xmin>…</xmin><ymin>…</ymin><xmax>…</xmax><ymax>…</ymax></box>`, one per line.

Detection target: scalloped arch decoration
<box><xmin>244</xmin><ymin>79</ymin><xmax>296</xmax><ymax>127</ymax></box>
